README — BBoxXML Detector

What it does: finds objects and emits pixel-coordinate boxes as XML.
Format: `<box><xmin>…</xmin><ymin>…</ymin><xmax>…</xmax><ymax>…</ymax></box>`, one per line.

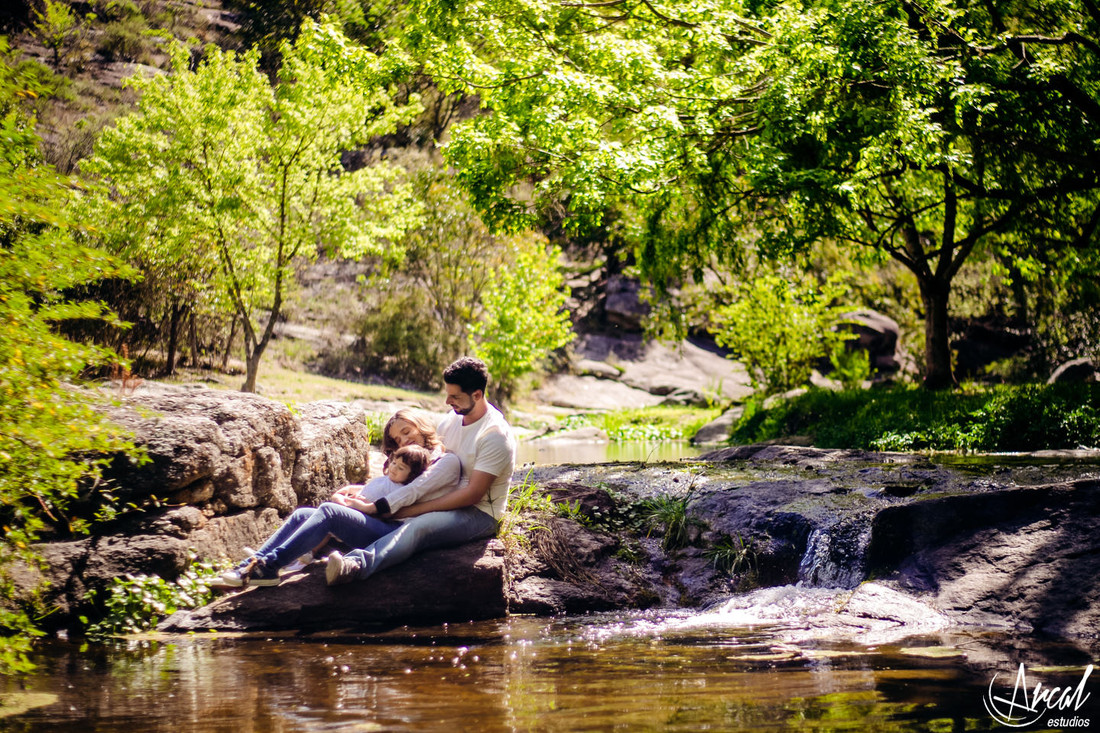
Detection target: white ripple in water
<box><xmin>674</xmin><ymin>582</ymin><xmax>953</xmax><ymax>644</ymax></box>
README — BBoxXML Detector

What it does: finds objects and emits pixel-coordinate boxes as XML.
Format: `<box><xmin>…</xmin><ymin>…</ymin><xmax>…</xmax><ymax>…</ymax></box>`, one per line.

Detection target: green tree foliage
<box><xmin>350</xmin><ymin>165</ymin><xmax>572</xmax><ymax>395</ymax></box>
<box><xmin>712</xmin><ymin>273</ymin><xmax>856</xmax><ymax>394</ymax></box>
<box><xmin>469</xmin><ymin>235</ymin><xmax>573</xmax><ymax>407</ymax></box>
<box><xmin>228</xmin><ymin>0</ymin><xmax>388</xmax><ymax>70</ymax></box>
<box><xmin>31</xmin><ymin>0</ymin><xmax>80</xmax><ymax>71</ymax></box>
<box><xmin>353</xmin><ymin>165</ymin><xmax>501</xmax><ymax>388</ymax></box>
<box><xmin>0</xmin><ymin>38</ymin><xmax>136</xmax><ymax>675</ymax></box>
<box><xmin>84</xmin><ymin>20</ymin><xmax>422</xmax><ymax>392</ymax></box>
<box><xmin>398</xmin><ymin>0</ymin><xmax>1100</xmax><ymax>389</ymax></box>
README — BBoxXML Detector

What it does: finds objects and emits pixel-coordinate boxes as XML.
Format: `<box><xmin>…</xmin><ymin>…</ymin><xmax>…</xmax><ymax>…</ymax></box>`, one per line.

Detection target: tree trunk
<box><xmin>188</xmin><ymin>311</ymin><xmax>200</xmax><ymax>368</ymax></box>
<box><xmin>240</xmin><ymin>309</ymin><xmax>278</xmax><ymax>393</ymax></box>
<box><xmin>242</xmin><ymin>352</ymin><xmax>261</xmax><ymax>393</ymax></box>
<box><xmin>164</xmin><ymin>302</ymin><xmax>184</xmax><ymax>376</ymax></box>
<box><xmin>222</xmin><ymin>314</ymin><xmax>238</xmax><ymax>371</ymax></box>
<box><xmin>920</xmin><ymin>277</ymin><xmax>956</xmax><ymax>389</ymax></box>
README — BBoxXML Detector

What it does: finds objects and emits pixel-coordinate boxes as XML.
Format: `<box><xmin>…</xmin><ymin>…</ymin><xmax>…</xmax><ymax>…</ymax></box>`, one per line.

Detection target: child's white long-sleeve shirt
<box><xmin>350</xmin><ymin>450</ymin><xmax>463</xmax><ymax>515</ymax></box>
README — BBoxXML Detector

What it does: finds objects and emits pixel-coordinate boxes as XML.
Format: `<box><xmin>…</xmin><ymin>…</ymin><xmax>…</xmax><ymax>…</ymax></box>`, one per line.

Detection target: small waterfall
<box><xmin>796</xmin><ymin>526</ymin><xmax>870</xmax><ymax>589</ymax></box>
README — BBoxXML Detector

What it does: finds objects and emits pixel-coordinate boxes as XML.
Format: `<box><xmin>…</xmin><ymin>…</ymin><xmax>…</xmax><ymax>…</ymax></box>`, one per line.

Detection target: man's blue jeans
<box><xmin>255</xmin><ymin>502</ymin><xmax>399</xmax><ymax>568</ymax></box>
<box><xmin>343</xmin><ymin>507</ymin><xmax>498</xmax><ymax>581</ymax></box>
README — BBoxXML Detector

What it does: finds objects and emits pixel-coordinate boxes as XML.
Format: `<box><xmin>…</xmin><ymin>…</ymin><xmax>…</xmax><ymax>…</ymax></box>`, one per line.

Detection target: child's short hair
<box><xmin>386</xmin><ymin>444</ymin><xmax>432</xmax><ymax>483</ymax></box>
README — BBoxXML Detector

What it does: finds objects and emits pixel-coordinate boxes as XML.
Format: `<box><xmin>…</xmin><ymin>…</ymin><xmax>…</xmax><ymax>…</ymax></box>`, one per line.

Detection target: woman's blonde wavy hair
<box><xmin>380</xmin><ymin>409</ymin><xmax>443</xmax><ymax>457</ymax></box>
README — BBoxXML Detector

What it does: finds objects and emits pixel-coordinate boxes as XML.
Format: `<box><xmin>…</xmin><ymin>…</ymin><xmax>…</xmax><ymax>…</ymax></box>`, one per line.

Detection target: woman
<box><xmin>218</xmin><ymin>409</ymin><xmax>462</xmax><ymax>587</ymax></box>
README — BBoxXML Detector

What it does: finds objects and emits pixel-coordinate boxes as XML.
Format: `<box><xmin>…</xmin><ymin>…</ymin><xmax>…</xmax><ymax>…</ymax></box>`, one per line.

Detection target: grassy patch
<box><xmin>640</xmin><ymin>492</ymin><xmax>700</xmax><ymax>551</ymax></box>
<box><xmin>158</xmin><ymin>363</ymin><xmax>438</xmax><ymax>406</ymax></box>
<box><xmin>730</xmin><ymin>383</ymin><xmax>1100</xmax><ymax>452</ymax></box>
<box><xmin>562</xmin><ymin>405</ymin><xmax>724</xmax><ymax>442</ymax></box>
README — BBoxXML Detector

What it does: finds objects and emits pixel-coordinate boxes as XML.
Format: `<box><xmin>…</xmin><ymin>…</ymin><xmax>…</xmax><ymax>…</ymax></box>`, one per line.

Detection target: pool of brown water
<box><xmin>3</xmin><ymin>611</ymin><xmax>1098</xmax><ymax>732</ymax></box>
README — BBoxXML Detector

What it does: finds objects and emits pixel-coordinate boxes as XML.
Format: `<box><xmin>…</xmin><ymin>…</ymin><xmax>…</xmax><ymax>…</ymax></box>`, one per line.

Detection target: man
<box><xmin>326</xmin><ymin>356</ymin><xmax>517</xmax><ymax>585</ymax></box>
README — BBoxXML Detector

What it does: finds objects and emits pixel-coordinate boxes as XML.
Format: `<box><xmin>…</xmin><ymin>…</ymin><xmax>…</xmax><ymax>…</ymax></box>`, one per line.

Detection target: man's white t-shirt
<box><xmin>437</xmin><ymin>402</ymin><xmax>516</xmax><ymax>520</ymax></box>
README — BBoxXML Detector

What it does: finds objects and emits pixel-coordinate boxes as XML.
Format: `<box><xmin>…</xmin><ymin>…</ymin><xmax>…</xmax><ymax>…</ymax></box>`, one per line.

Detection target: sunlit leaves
<box><xmin>468</xmin><ymin>234</ymin><xmax>573</xmax><ymax>405</ymax></box>
<box><xmin>84</xmin><ymin>20</ymin><xmax>423</xmax><ymax>390</ymax></box>
<box><xmin>0</xmin><ymin>38</ymin><xmax>137</xmax><ymax>675</ymax></box>
<box><xmin>711</xmin><ymin>272</ymin><xmax>858</xmax><ymax>394</ymax></box>
<box><xmin>403</xmin><ymin>0</ymin><xmax>765</xmax><ymax>237</ymax></box>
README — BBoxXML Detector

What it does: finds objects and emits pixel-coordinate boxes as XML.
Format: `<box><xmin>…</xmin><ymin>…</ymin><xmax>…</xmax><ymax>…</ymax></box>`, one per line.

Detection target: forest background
<box><xmin>1</xmin><ymin>0</ymin><xmax>1099</xmax><ymax>672</ymax></box>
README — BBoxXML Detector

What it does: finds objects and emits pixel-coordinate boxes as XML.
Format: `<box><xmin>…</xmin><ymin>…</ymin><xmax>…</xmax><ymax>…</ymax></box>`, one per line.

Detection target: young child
<box><xmin>336</xmin><ymin>444</ymin><xmax>434</xmax><ymax>514</ymax></box>
<box><xmin>228</xmin><ymin>444</ymin><xmax>434</xmax><ymax>583</ymax></box>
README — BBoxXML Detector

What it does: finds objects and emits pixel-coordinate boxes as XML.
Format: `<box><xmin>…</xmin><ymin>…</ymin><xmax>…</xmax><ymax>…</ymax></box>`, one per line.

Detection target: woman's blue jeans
<box><xmin>255</xmin><ymin>502</ymin><xmax>399</xmax><ymax>568</ymax></box>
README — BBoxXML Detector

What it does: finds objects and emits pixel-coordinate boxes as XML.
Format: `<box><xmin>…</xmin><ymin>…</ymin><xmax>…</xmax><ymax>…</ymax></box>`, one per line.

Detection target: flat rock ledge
<box><xmin>160</xmin><ymin>540</ymin><xmax>507</xmax><ymax>632</ymax></box>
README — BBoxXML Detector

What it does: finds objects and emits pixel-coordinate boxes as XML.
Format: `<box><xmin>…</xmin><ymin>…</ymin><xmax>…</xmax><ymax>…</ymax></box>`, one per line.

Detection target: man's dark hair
<box><xmin>443</xmin><ymin>356</ymin><xmax>489</xmax><ymax>394</ymax></box>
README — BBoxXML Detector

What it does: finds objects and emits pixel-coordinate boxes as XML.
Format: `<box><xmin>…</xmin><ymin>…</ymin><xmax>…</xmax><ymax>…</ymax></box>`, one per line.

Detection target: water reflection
<box><xmin>516</xmin><ymin>439</ymin><xmax>704</xmax><ymax>466</ymax></box>
<box><xmin>5</xmin><ymin>614</ymin><xmax>1096</xmax><ymax>731</ymax></box>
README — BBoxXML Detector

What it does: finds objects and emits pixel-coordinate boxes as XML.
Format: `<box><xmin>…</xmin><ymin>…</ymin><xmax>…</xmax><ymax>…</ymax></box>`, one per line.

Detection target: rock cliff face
<box><xmin>866</xmin><ymin>477</ymin><xmax>1100</xmax><ymax>638</ymax></box>
<box><xmin>511</xmin><ymin>447</ymin><xmax>1100</xmax><ymax>639</ymax></box>
<box><xmin>101</xmin><ymin>386</ymin><xmax>371</xmax><ymax>514</ymax></box>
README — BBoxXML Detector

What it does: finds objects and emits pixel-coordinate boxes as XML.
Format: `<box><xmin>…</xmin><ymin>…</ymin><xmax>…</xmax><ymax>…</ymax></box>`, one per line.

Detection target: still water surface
<box><xmin>4</xmin><ymin>610</ymin><xmax>1097</xmax><ymax>732</ymax></box>
<box><xmin>515</xmin><ymin>440</ymin><xmax>704</xmax><ymax>466</ymax></box>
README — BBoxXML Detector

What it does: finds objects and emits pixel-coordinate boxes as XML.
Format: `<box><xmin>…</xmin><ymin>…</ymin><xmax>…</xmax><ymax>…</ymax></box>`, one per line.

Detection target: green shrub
<box><xmin>353</xmin><ymin>289</ymin><xmax>453</xmax><ymax>390</ymax></box>
<box><xmin>730</xmin><ymin>383</ymin><xmax>1100</xmax><ymax>452</ymax></box>
<box><xmin>469</xmin><ymin>234</ymin><xmax>573</xmax><ymax>407</ymax></box>
<box><xmin>712</xmin><ymin>272</ymin><xmax>858</xmax><ymax>395</ymax></box>
<box><xmin>81</xmin><ymin>555</ymin><xmax>220</xmax><ymax>637</ymax></box>
<box><xmin>0</xmin><ymin>41</ymin><xmax>141</xmax><ymax>673</ymax></box>
<box><xmin>93</xmin><ymin>0</ymin><xmax>143</xmax><ymax>23</ymax></box>
<box><xmin>97</xmin><ymin>17</ymin><xmax>153</xmax><ymax>63</ymax></box>
<box><xmin>829</xmin><ymin>344</ymin><xmax>872</xmax><ymax>390</ymax></box>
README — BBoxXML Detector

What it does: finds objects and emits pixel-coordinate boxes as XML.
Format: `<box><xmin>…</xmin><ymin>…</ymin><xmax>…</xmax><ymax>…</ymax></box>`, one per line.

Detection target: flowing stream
<box><xmin>4</xmin><ymin>613</ymin><xmax>1096</xmax><ymax>731</ymax></box>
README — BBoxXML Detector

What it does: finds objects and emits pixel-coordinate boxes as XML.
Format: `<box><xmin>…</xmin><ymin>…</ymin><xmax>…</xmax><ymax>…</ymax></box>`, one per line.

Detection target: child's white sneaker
<box><xmin>280</xmin><ymin>553</ymin><xmax>315</xmax><ymax>575</ymax></box>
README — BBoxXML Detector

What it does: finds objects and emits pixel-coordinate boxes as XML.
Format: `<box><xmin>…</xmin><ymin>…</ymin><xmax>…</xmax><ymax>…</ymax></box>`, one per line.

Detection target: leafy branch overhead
<box><xmin>398</xmin><ymin>0</ymin><xmax>1100</xmax><ymax>387</ymax></box>
<box><xmin>0</xmin><ymin>38</ymin><xmax>140</xmax><ymax>675</ymax></box>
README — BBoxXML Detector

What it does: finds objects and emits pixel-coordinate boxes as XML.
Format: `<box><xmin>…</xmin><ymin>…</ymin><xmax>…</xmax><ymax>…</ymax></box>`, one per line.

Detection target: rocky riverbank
<box><xmin>12</xmin><ymin>386</ymin><xmax>1100</xmax><ymax>647</ymax></box>
<box><xmin>160</xmin><ymin>445</ymin><xmax>1100</xmax><ymax>642</ymax></box>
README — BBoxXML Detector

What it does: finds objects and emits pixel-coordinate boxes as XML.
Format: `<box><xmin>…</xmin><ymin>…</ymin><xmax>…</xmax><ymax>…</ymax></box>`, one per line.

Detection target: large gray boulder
<box><xmin>102</xmin><ymin>385</ymin><xmax>372</xmax><ymax>514</ymax></box>
<box><xmin>20</xmin><ymin>508</ymin><xmax>284</xmax><ymax>620</ymax></box>
<box><xmin>691</xmin><ymin>405</ymin><xmax>744</xmax><ymax>445</ymax></box>
<box><xmin>602</xmin><ymin>274</ymin><xmax>651</xmax><ymax>331</ymax></box>
<box><xmin>292</xmin><ymin>400</ymin><xmax>373</xmax><ymax>506</ymax></box>
<box><xmin>103</xmin><ymin>385</ymin><xmax>303</xmax><ymax>514</ymax></box>
<box><xmin>564</xmin><ymin>333</ymin><xmax>752</xmax><ymax>406</ymax></box>
<box><xmin>867</xmin><ymin>477</ymin><xmax>1100</xmax><ymax>638</ymax></box>
<box><xmin>839</xmin><ymin>309</ymin><xmax>901</xmax><ymax>374</ymax></box>
<box><xmin>533</xmin><ymin>374</ymin><xmax>664</xmax><ymax>410</ymax></box>
<box><xmin>21</xmin><ymin>386</ymin><xmax>374</xmax><ymax>628</ymax></box>
<box><xmin>951</xmin><ymin>317</ymin><xmax>1031</xmax><ymax>379</ymax></box>
<box><xmin>1048</xmin><ymin>357</ymin><xmax>1100</xmax><ymax>384</ymax></box>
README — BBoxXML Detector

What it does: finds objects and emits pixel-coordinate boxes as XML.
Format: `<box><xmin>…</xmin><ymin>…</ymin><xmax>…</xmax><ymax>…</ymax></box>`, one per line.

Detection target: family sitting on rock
<box><xmin>218</xmin><ymin>356</ymin><xmax>517</xmax><ymax>588</ymax></box>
